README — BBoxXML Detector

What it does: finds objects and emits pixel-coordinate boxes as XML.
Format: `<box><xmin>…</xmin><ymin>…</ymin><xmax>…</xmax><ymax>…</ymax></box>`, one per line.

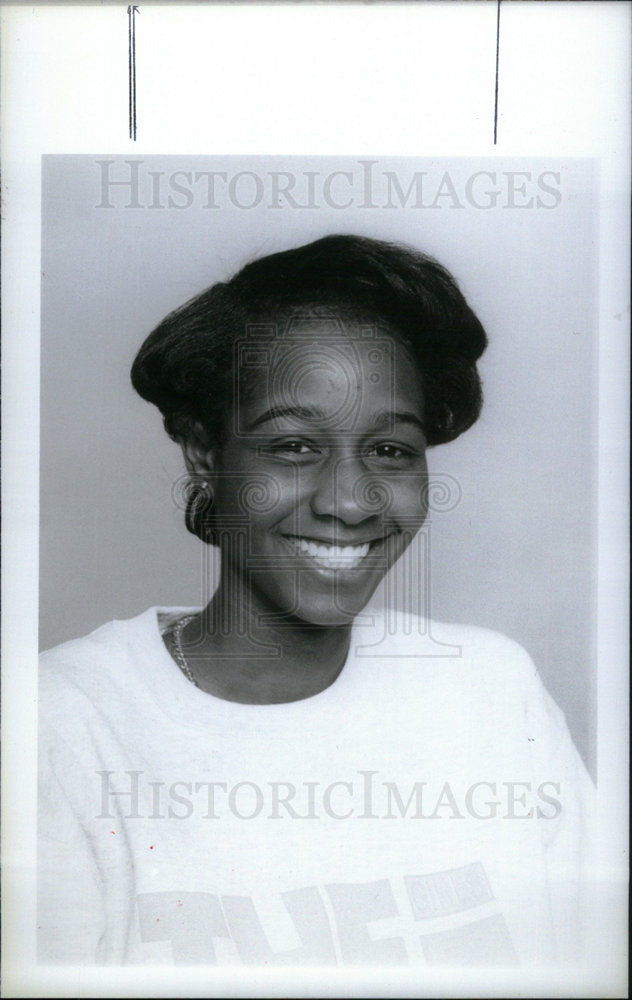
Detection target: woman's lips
<box><xmin>282</xmin><ymin>534</ymin><xmax>385</xmax><ymax>570</ymax></box>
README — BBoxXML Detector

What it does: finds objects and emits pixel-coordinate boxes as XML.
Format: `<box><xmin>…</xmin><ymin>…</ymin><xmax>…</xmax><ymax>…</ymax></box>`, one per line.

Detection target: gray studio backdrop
<box><xmin>40</xmin><ymin>155</ymin><xmax>597</xmax><ymax>775</ymax></box>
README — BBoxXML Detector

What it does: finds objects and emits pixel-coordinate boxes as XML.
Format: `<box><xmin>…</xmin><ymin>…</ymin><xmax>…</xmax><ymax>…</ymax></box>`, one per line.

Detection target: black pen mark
<box><xmin>128</xmin><ymin>5</ymin><xmax>139</xmax><ymax>141</ymax></box>
<box><xmin>493</xmin><ymin>0</ymin><xmax>501</xmax><ymax>145</ymax></box>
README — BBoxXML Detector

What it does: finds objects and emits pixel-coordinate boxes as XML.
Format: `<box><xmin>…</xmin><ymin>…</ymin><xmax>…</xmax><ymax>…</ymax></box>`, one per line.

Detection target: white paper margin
<box><xmin>1</xmin><ymin>2</ymin><xmax>629</xmax><ymax>996</ymax></box>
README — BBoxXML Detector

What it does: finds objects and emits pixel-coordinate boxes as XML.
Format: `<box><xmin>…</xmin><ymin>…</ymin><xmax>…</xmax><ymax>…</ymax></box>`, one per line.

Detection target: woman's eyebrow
<box><xmin>368</xmin><ymin>410</ymin><xmax>426</xmax><ymax>433</ymax></box>
<box><xmin>246</xmin><ymin>406</ymin><xmax>425</xmax><ymax>434</ymax></box>
<box><xmin>245</xmin><ymin>405</ymin><xmax>328</xmax><ymax>431</ymax></box>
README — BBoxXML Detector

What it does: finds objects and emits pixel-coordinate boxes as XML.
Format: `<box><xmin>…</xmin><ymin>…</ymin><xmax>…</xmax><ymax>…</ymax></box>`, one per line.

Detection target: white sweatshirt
<box><xmin>38</xmin><ymin>606</ymin><xmax>595</xmax><ymax>968</ymax></box>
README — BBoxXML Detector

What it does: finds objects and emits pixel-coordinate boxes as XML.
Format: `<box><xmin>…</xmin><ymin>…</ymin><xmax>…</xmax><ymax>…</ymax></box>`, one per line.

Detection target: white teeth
<box><xmin>287</xmin><ymin>536</ymin><xmax>372</xmax><ymax>569</ymax></box>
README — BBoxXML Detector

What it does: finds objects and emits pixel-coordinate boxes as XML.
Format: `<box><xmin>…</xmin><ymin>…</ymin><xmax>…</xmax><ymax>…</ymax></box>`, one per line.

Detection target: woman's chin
<box><xmin>273</xmin><ymin>584</ymin><xmax>378</xmax><ymax>628</ymax></box>
<box><xmin>229</xmin><ymin>563</ymin><xmax>387</xmax><ymax>628</ymax></box>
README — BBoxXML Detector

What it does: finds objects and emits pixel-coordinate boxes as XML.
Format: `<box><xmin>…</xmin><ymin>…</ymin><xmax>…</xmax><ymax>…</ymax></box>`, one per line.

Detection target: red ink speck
<box><xmin>110</xmin><ymin>831</ymin><xmax>116</xmax><ymax>835</ymax></box>
<box><xmin>149</xmin><ymin>845</ymin><xmax>155</xmax><ymax>850</ymax></box>
<box><xmin>177</xmin><ymin>900</ymin><xmax>183</xmax><ymax>907</ymax></box>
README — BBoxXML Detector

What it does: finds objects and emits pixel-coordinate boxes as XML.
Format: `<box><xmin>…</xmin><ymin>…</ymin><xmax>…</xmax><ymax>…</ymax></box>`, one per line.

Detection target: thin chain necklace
<box><xmin>169</xmin><ymin>614</ymin><xmax>200</xmax><ymax>688</ymax></box>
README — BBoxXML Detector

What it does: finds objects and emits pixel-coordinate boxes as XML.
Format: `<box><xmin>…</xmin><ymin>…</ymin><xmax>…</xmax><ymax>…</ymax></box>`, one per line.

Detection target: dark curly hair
<box><xmin>131</xmin><ymin>234</ymin><xmax>488</xmax><ymax>543</ymax></box>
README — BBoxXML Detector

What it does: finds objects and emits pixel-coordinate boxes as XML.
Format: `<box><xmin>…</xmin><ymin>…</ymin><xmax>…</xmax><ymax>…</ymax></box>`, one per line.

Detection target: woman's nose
<box><xmin>309</xmin><ymin>455</ymin><xmax>388</xmax><ymax>525</ymax></box>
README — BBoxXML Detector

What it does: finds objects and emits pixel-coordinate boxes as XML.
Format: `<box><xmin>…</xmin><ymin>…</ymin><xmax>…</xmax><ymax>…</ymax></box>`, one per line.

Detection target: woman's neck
<box><xmin>177</xmin><ymin>583</ymin><xmax>353</xmax><ymax>705</ymax></box>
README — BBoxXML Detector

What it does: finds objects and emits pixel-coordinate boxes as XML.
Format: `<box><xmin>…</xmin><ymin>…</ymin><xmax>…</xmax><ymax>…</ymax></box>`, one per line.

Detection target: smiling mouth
<box><xmin>284</xmin><ymin>535</ymin><xmax>383</xmax><ymax>570</ymax></box>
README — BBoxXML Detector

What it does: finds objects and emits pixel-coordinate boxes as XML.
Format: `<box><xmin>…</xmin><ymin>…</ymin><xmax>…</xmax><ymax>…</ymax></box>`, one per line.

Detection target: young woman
<box><xmin>39</xmin><ymin>234</ymin><xmax>594</xmax><ymax>968</ymax></box>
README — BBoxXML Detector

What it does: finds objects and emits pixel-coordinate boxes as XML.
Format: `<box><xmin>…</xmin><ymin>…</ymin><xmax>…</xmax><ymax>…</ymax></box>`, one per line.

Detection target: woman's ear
<box><xmin>178</xmin><ymin>422</ymin><xmax>216</xmax><ymax>477</ymax></box>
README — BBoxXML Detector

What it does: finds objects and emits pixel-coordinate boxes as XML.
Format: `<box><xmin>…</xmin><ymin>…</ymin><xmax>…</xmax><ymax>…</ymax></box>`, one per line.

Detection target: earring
<box><xmin>184</xmin><ymin>477</ymin><xmax>216</xmax><ymax>544</ymax></box>
<box><xmin>193</xmin><ymin>478</ymin><xmax>214</xmax><ymax>508</ymax></box>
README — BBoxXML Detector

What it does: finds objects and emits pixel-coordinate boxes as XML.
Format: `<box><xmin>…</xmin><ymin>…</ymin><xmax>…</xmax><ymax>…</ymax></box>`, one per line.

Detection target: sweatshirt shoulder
<box><xmin>39</xmin><ymin>609</ymin><xmax>160</xmax><ymax>710</ymax></box>
<box><xmin>40</xmin><ymin>607</ymin><xmax>167</xmax><ymax>661</ymax></box>
<box><xmin>41</xmin><ymin>619</ymin><xmax>122</xmax><ymax>660</ymax></box>
<box><xmin>423</xmin><ymin>617</ymin><xmax>569</xmax><ymax>737</ymax></box>
<box><xmin>40</xmin><ymin>617</ymin><xmax>127</xmax><ymax>676</ymax></box>
<box><xmin>435</xmin><ymin>618</ymin><xmax>539</xmax><ymax>674</ymax></box>
<box><xmin>357</xmin><ymin>608</ymin><xmax>538</xmax><ymax>675</ymax></box>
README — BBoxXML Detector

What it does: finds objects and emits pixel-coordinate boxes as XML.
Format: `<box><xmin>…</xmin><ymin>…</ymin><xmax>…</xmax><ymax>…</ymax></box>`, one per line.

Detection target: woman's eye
<box><xmin>259</xmin><ymin>440</ymin><xmax>419</xmax><ymax>461</ymax></box>
<box><xmin>367</xmin><ymin>443</ymin><xmax>412</xmax><ymax>460</ymax></box>
<box><xmin>268</xmin><ymin>440</ymin><xmax>319</xmax><ymax>456</ymax></box>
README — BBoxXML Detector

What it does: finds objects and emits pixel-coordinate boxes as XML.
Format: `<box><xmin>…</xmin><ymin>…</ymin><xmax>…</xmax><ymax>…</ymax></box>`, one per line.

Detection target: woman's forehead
<box><xmin>237</xmin><ymin>325</ymin><xmax>423</xmax><ymax>431</ymax></box>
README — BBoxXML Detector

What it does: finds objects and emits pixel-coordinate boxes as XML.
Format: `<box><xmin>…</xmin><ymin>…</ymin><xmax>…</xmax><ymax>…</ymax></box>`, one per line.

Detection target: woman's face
<box><xmin>207</xmin><ymin>319</ymin><xmax>429</xmax><ymax>626</ymax></box>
